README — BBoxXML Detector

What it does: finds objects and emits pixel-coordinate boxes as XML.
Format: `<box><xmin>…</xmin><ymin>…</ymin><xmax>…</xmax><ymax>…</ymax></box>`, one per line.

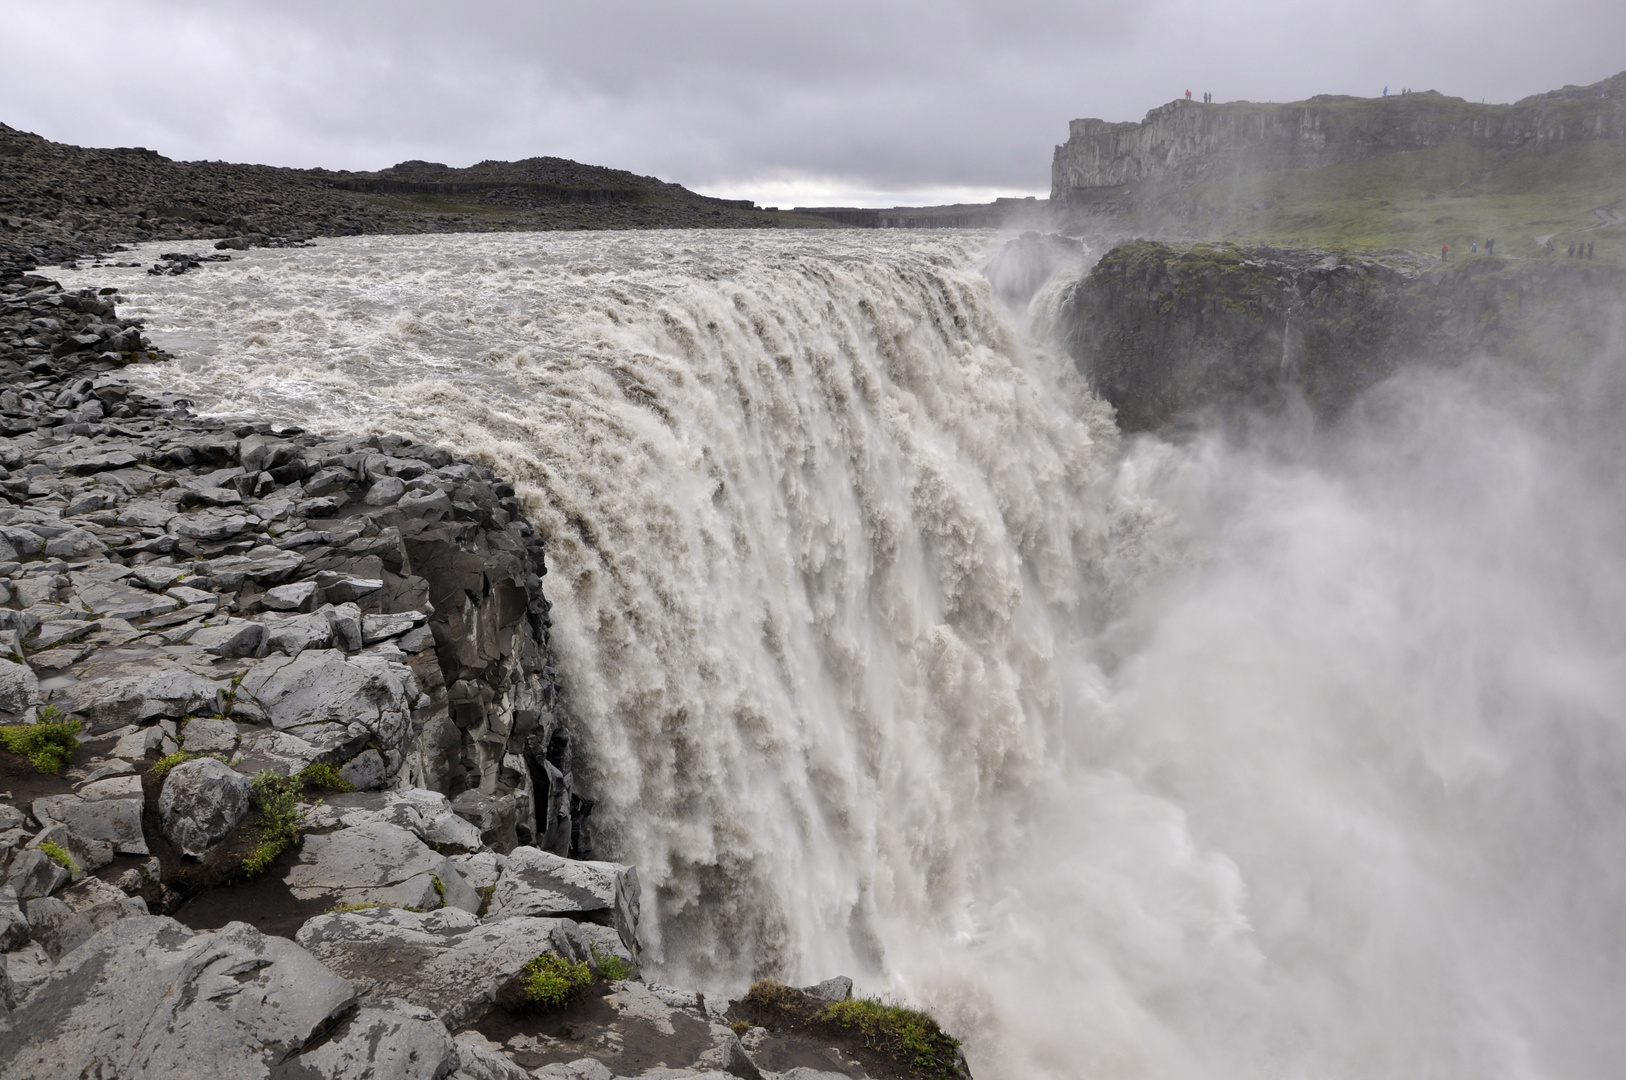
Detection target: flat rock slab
<box><xmin>30</xmin><ymin>791</ymin><xmax>147</xmax><ymax>855</ymax></box>
<box><xmin>50</xmin><ymin>658</ymin><xmax>226</xmax><ymax>733</ymax></box>
<box><xmin>488</xmin><ymin>846</ymin><xmax>641</xmax><ymax>958</ymax></box>
<box><xmin>295</xmin><ymin>1004</ymin><xmax>458</xmax><ymax>1080</ymax></box>
<box><xmin>0</xmin><ymin>916</ymin><xmax>357</xmax><ymax>1079</ymax></box>
<box><xmin>296</xmin><ymin>906</ymin><xmax>588</xmax><ymax>1029</ymax></box>
<box><xmin>285</xmin><ymin>819</ymin><xmax>479</xmax><ymax>912</ymax></box>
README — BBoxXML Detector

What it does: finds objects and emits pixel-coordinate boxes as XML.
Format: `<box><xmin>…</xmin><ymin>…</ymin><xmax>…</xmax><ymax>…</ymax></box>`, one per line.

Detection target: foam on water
<box><xmin>51</xmin><ymin>233</ymin><xmax>1626</xmax><ymax>1078</ymax></box>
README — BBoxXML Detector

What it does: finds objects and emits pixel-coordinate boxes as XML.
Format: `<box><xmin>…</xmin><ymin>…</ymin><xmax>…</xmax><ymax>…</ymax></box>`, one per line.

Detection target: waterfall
<box><xmin>56</xmin><ymin>232</ymin><xmax>1626</xmax><ymax>1079</ymax></box>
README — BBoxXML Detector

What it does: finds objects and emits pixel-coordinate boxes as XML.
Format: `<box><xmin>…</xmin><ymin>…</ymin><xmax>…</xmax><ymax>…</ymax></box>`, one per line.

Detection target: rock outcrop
<box><xmin>1060</xmin><ymin>239</ymin><xmax>1626</xmax><ymax>430</ymax></box>
<box><xmin>1053</xmin><ymin>71</ymin><xmax>1626</xmax><ymax>207</ymax></box>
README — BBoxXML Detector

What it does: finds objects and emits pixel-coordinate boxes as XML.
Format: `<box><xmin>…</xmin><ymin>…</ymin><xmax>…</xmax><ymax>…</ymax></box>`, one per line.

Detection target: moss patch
<box><xmin>0</xmin><ymin>717</ymin><xmax>81</xmax><ymax>774</ymax></box>
<box><xmin>241</xmin><ymin>771</ymin><xmax>304</xmax><ymax>878</ymax></box>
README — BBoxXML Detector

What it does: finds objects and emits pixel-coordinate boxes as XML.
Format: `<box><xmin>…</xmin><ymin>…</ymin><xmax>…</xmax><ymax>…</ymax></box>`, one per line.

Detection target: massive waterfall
<box><xmin>56</xmin><ymin>233</ymin><xmax>1626</xmax><ymax>1079</ymax></box>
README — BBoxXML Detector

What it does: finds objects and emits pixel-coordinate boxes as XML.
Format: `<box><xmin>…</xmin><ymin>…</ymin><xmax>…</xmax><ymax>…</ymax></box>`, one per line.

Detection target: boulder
<box><xmin>31</xmin><ymin>792</ymin><xmax>146</xmax><ymax>855</ymax></box>
<box><xmin>450</xmin><ymin>789</ymin><xmax>520</xmax><ymax>854</ymax></box>
<box><xmin>0</xmin><ymin>660</ymin><xmax>40</xmax><ymax>718</ymax></box>
<box><xmin>295</xmin><ymin>906</ymin><xmax>588</xmax><ymax>1028</ymax></box>
<box><xmin>181</xmin><ymin>716</ymin><xmax>240</xmax><ymax>754</ymax></box>
<box><xmin>450</xmin><ymin>1031</ymin><xmax>531</xmax><ymax>1080</ymax></box>
<box><xmin>158</xmin><ymin>756</ymin><xmax>252</xmax><ymax>858</ymax></box>
<box><xmin>22</xmin><ymin>875</ymin><xmax>147</xmax><ymax>961</ymax></box>
<box><xmin>295</xmin><ymin>1003</ymin><xmax>459</xmax><ymax>1080</ymax></box>
<box><xmin>0</xmin><ymin>886</ymin><xmax>29</xmax><ymax>951</ymax></box>
<box><xmin>487</xmin><ymin>846</ymin><xmax>641</xmax><ymax>958</ymax></box>
<box><xmin>239</xmin><ymin>650</ymin><xmax>415</xmax><ymax>750</ymax></box>
<box><xmin>262</xmin><ymin>580</ymin><xmax>319</xmax><ymax>612</ymax></box>
<box><xmin>189</xmin><ymin>618</ymin><xmax>266</xmax><ymax>658</ymax></box>
<box><xmin>284</xmin><ymin>819</ymin><xmax>478</xmax><ymax>912</ymax></box>
<box><xmin>0</xmin><ymin>916</ymin><xmax>357</xmax><ymax>1079</ymax></box>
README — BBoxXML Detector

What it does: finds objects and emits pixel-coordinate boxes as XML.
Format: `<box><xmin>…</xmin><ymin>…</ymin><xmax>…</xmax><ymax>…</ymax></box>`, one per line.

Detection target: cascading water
<box><xmin>51</xmin><ymin>233</ymin><xmax>1626</xmax><ymax>1079</ymax></box>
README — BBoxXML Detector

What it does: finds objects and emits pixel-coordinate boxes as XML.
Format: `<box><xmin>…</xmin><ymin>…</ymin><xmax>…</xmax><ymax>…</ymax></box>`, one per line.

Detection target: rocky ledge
<box><xmin>1061</xmin><ymin>239</ymin><xmax>1626</xmax><ymax>431</ymax></box>
<box><xmin>0</xmin><ymin>270</ymin><xmax>967</xmax><ymax>1078</ymax></box>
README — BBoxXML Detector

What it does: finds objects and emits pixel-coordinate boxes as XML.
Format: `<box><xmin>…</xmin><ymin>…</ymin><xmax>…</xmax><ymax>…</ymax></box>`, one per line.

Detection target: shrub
<box><xmin>817</xmin><ymin>997</ymin><xmax>963</xmax><ymax>1078</ymax></box>
<box><xmin>37</xmin><ymin>839</ymin><xmax>79</xmax><ymax>873</ymax></box>
<box><xmin>241</xmin><ymin>771</ymin><xmax>304</xmax><ymax>877</ymax></box>
<box><xmin>0</xmin><ymin>717</ymin><xmax>81</xmax><ymax>774</ymax></box>
<box><xmin>520</xmin><ymin>953</ymin><xmax>593</xmax><ymax>1006</ymax></box>
<box><xmin>297</xmin><ymin>762</ymin><xmax>354</xmax><ymax>793</ymax></box>
<box><xmin>591</xmin><ymin>943</ymin><xmax>635</xmax><ymax>981</ymax></box>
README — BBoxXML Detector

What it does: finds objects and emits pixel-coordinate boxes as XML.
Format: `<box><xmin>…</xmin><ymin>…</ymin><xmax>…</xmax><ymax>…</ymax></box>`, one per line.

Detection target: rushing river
<box><xmin>51</xmin><ymin>233</ymin><xmax>1626</xmax><ymax>1079</ymax></box>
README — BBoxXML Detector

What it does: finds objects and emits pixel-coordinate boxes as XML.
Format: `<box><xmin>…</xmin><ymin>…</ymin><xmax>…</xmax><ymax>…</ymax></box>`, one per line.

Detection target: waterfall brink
<box><xmin>66</xmin><ymin>232</ymin><xmax>1626</xmax><ymax>1080</ymax></box>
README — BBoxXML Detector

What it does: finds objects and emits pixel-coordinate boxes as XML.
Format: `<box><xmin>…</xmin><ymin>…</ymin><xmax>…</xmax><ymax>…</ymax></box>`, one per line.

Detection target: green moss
<box><xmin>520</xmin><ymin>952</ymin><xmax>593</xmax><ymax>1006</ymax></box>
<box><xmin>431</xmin><ymin>875</ymin><xmax>446</xmax><ymax>905</ymax></box>
<box><xmin>817</xmin><ymin>997</ymin><xmax>963</xmax><ymax>1079</ymax></box>
<box><xmin>37</xmin><ymin>839</ymin><xmax>79</xmax><ymax>873</ymax></box>
<box><xmin>730</xmin><ymin>1019</ymin><xmax>751</xmax><ymax>1037</ymax></box>
<box><xmin>297</xmin><ymin>762</ymin><xmax>355</xmax><ymax>793</ymax></box>
<box><xmin>240</xmin><ymin>771</ymin><xmax>304</xmax><ymax>878</ymax></box>
<box><xmin>476</xmin><ymin>884</ymin><xmax>495</xmax><ymax>917</ymax></box>
<box><xmin>0</xmin><ymin>717</ymin><xmax>81</xmax><ymax>774</ymax></box>
<box><xmin>325</xmin><ymin>901</ymin><xmax>388</xmax><ymax>914</ymax></box>
<box><xmin>147</xmin><ymin>750</ymin><xmax>194</xmax><ymax>778</ymax></box>
<box><xmin>591</xmin><ymin>943</ymin><xmax>635</xmax><ymax>981</ymax></box>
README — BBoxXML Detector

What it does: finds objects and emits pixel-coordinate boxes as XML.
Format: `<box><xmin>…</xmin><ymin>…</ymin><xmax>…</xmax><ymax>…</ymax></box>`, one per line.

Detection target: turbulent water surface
<box><xmin>54</xmin><ymin>233</ymin><xmax>1626</xmax><ymax>1079</ymax></box>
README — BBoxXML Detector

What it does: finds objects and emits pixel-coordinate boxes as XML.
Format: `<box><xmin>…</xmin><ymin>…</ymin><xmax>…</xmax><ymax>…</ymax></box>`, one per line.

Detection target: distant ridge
<box><xmin>0</xmin><ymin>124</ymin><xmax>833</xmax><ymax>268</ymax></box>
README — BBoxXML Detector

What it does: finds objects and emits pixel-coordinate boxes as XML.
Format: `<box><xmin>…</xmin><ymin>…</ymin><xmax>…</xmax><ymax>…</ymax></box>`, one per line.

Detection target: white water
<box><xmin>53</xmin><ymin>234</ymin><xmax>1626</xmax><ymax>1078</ymax></box>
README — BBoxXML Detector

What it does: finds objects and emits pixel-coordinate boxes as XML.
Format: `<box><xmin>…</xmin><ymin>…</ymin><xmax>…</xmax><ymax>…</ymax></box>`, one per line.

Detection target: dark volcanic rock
<box><xmin>1061</xmin><ymin>239</ymin><xmax>1626</xmax><ymax>430</ymax></box>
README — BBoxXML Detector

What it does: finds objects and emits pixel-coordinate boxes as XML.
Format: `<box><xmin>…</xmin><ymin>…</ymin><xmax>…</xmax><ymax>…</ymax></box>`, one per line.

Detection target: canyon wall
<box><xmin>1053</xmin><ymin>73</ymin><xmax>1626</xmax><ymax>206</ymax></box>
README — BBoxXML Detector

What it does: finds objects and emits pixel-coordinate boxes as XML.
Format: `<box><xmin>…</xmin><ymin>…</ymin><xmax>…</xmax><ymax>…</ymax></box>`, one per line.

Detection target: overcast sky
<box><xmin>4</xmin><ymin>1</ymin><xmax>1622</xmax><ymax>207</ymax></box>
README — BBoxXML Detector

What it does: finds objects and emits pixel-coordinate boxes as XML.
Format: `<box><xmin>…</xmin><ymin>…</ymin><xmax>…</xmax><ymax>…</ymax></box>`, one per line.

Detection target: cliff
<box><xmin>1060</xmin><ymin>240</ymin><xmax>1626</xmax><ymax>431</ymax></box>
<box><xmin>1053</xmin><ymin>72</ymin><xmax>1626</xmax><ymax>205</ymax></box>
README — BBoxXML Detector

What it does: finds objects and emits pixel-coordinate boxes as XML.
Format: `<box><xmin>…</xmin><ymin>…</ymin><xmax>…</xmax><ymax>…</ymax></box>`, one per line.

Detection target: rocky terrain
<box><xmin>0</xmin><ymin>123</ymin><xmax>833</xmax><ymax>270</ymax></box>
<box><xmin>0</xmin><ymin>263</ymin><xmax>963</xmax><ymax>1078</ymax></box>
<box><xmin>1060</xmin><ymin>239</ymin><xmax>1626</xmax><ymax>431</ymax></box>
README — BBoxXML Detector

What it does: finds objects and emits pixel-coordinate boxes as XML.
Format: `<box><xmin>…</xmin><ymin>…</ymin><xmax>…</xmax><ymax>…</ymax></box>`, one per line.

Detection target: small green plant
<box><xmin>37</xmin><ymin>839</ymin><xmax>79</xmax><ymax>873</ymax></box>
<box><xmin>476</xmin><ymin>884</ymin><xmax>495</xmax><ymax>917</ymax></box>
<box><xmin>297</xmin><ymin>762</ymin><xmax>355</xmax><ymax>793</ymax></box>
<box><xmin>431</xmin><ymin>875</ymin><xmax>446</xmax><ymax>905</ymax></box>
<box><xmin>0</xmin><ymin>717</ymin><xmax>81</xmax><ymax>774</ymax></box>
<box><xmin>38</xmin><ymin>704</ymin><xmax>62</xmax><ymax>721</ymax></box>
<box><xmin>147</xmin><ymin>750</ymin><xmax>195</xmax><ymax>778</ymax></box>
<box><xmin>325</xmin><ymin>901</ymin><xmax>388</xmax><ymax>914</ymax></box>
<box><xmin>817</xmin><ymin>997</ymin><xmax>963</xmax><ymax>1078</ymax></box>
<box><xmin>730</xmin><ymin>1019</ymin><xmax>751</xmax><ymax>1037</ymax></box>
<box><xmin>520</xmin><ymin>953</ymin><xmax>593</xmax><ymax>1006</ymax></box>
<box><xmin>241</xmin><ymin>771</ymin><xmax>304</xmax><ymax>877</ymax></box>
<box><xmin>591</xmin><ymin>943</ymin><xmax>635</xmax><ymax>981</ymax></box>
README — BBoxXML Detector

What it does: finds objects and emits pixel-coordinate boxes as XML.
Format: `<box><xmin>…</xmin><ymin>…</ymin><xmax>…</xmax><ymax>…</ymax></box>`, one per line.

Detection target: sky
<box><xmin>3</xmin><ymin>0</ymin><xmax>1623</xmax><ymax>208</ymax></box>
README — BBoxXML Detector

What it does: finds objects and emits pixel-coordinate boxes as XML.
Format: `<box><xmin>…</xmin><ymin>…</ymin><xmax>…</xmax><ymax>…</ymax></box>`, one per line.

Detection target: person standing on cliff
<box><xmin>1185</xmin><ymin>89</ymin><xmax>1192</xmax><ymax>100</ymax></box>
<box><xmin>1442</xmin><ymin>243</ymin><xmax>1449</xmax><ymax>261</ymax></box>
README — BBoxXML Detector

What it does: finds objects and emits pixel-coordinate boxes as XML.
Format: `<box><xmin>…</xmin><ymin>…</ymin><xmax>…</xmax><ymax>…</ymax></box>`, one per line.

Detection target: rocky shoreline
<box><xmin>0</xmin><ymin>259</ymin><xmax>955</xmax><ymax>1079</ymax></box>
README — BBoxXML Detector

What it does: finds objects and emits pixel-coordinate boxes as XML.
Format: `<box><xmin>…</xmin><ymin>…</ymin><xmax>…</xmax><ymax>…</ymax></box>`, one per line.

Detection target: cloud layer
<box><xmin>4</xmin><ymin>0</ymin><xmax>1622</xmax><ymax>205</ymax></box>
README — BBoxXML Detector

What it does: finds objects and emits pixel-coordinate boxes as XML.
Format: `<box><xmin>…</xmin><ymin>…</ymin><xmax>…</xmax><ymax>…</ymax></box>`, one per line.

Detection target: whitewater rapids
<box><xmin>54</xmin><ymin>232</ymin><xmax>1626</xmax><ymax>1079</ymax></box>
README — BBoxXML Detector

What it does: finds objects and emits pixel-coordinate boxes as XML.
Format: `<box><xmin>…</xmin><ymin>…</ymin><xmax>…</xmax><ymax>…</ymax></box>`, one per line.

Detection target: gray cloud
<box><xmin>3</xmin><ymin>0</ymin><xmax>1623</xmax><ymax>205</ymax></box>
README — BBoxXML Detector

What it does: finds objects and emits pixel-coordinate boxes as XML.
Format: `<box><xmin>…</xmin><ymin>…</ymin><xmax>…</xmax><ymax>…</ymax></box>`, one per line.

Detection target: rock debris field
<box><xmin>0</xmin><ymin>265</ymin><xmax>918</xmax><ymax>1080</ymax></box>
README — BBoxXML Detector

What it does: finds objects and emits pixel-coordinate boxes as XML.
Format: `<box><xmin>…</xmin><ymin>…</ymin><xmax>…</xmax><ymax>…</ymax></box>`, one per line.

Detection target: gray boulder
<box><xmin>31</xmin><ymin>793</ymin><xmax>146</xmax><ymax>857</ymax></box>
<box><xmin>293</xmin><ymin>1003</ymin><xmax>459</xmax><ymax>1080</ymax></box>
<box><xmin>0</xmin><ymin>886</ymin><xmax>29</xmax><ymax>951</ymax></box>
<box><xmin>158</xmin><ymin>757</ymin><xmax>252</xmax><ymax>857</ymax></box>
<box><xmin>262</xmin><ymin>580</ymin><xmax>319</xmax><ymax>612</ymax></box>
<box><xmin>23</xmin><ymin>875</ymin><xmax>147</xmax><ymax>961</ymax></box>
<box><xmin>0</xmin><ymin>916</ymin><xmax>357</xmax><ymax>1079</ymax></box>
<box><xmin>487</xmin><ymin>846</ymin><xmax>641</xmax><ymax>959</ymax></box>
<box><xmin>0</xmin><ymin>660</ymin><xmax>40</xmax><ymax>718</ymax></box>
<box><xmin>285</xmin><ymin>819</ymin><xmax>479</xmax><ymax>912</ymax></box>
<box><xmin>450</xmin><ymin>1031</ymin><xmax>530</xmax><ymax>1080</ymax></box>
<box><xmin>5</xmin><ymin>850</ymin><xmax>71</xmax><ymax>902</ymax></box>
<box><xmin>189</xmin><ymin>618</ymin><xmax>266</xmax><ymax>658</ymax></box>
<box><xmin>296</xmin><ymin>906</ymin><xmax>588</xmax><ymax>1028</ymax></box>
<box><xmin>239</xmin><ymin>650</ymin><xmax>415</xmax><ymax>751</ymax></box>
<box><xmin>181</xmin><ymin>716</ymin><xmax>241</xmax><ymax>754</ymax></box>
